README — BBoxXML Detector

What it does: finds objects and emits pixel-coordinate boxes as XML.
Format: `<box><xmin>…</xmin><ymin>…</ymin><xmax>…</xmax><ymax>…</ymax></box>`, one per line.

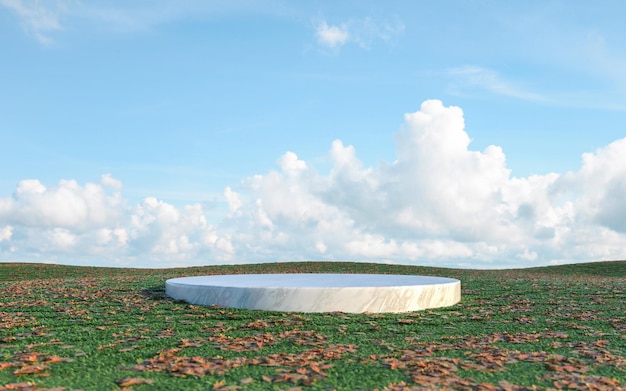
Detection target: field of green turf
<box><xmin>1</xmin><ymin>261</ymin><xmax>624</xmax><ymax>390</ymax></box>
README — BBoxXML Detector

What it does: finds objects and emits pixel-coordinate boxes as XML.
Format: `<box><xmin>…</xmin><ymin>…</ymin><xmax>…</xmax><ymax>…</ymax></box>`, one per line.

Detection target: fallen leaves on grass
<box><xmin>201</xmin><ymin>322</ymin><xmax>232</xmax><ymax>333</ymax></box>
<box><xmin>130</xmin><ymin>347</ymin><xmax>247</xmax><ymax>377</ymax></box>
<box><xmin>129</xmin><ymin>342</ymin><xmax>356</xmax><ymax>386</ymax></box>
<box><xmin>116</xmin><ymin>377</ymin><xmax>155</xmax><ymax>387</ymax></box>
<box><xmin>1</xmin><ymin>262</ymin><xmax>624</xmax><ymax>390</ymax></box>
<box><xmin>211</xmin><ymin>380</ymin><xmax>241</xmax><ymax>390</ymax></box>
<box><xmin>278</xmin><ymin>329</ymin><xmax>328</xmax><ymax>345</ymax></box>
<box><xmin>571</xmin><ymin>340</ymin><xmax>626</xmax><ymax>367</ymax></box>
<box><xmin>249</xmin><ymin>348</ymin><xmax>339</xmax><ymax>386</ymax></box>
<box><xmin>0</xmin><ymin>383</ymin><xmax>66</xmax><ymax>391</ymax></box>
<box><xmin>209</xmin><ymin>332</ymin><xmax>276</xmax><ymax>352</ymax></box>
<box><xmin>0</xmin><ymin>383</ymin><xmax>38</xmax><ymax>391</ymax></box>
<box><xmin>3</xmin><ymin>350</ymin><xmax>74</xmax><ymax>378</ymax></box>
<box><xmin>12</xmin><ymin>365</ymin><xmax>49</xmax><ymax>376</ymax></box>
<box><xmin>0</xmin><ymin>313</ymin><xmax>38</xmax><ymax>329</ymax></box>
<box><xmin>367</xmin><ymin>328</ymin><xmax>626</xmax><ymax>390</ymax></box>
<box><xmin>547</xmin><ymin>373</ymin><xmax>626</xmax><ymax>390</ymax></box>
<box><xmin>381</xmin><ymin>378</ymin><xmax>536</xmax><ymax>390</ymax></box>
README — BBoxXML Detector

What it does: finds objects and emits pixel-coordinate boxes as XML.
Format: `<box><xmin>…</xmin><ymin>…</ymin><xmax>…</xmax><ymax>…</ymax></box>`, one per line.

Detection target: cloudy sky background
<box><xmin>1</xmin><ymin>0</ymin><xmax>626</xmax><ymax>268</ymax></box>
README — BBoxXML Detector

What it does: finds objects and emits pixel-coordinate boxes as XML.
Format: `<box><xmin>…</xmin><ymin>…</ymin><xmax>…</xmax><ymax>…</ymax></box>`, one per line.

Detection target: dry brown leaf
<box><xmin>13</xmin><ymin>364</ymin><xmax>48</xmax><ymax>376</ymax></box>
<box><xmin>116</xmin><ymin>377</ymin><xmax>156</xmax><ymax>387</ymax></box>
<box><xmin>238</xmin><ymin>377</ymin><xmax>254</xmax><ymax>385</ymax></box>
<box><xmin>1</xmin><ymin>382</ymin><xmax>37</xmax><ymax>391</ymax></box>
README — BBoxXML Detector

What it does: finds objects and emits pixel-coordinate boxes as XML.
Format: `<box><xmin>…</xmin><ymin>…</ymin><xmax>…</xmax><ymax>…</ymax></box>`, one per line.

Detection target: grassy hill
<box><xmin>0</xmin><ymin>261</ymin><xmax>624</xmax><ymax>390</ymax></box>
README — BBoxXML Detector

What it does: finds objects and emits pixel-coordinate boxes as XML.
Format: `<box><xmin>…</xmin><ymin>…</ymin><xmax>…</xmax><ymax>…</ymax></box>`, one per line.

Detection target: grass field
<box><xmin>0</xmin><ymin>261</ymin><xmax>624</xmax><ymax>390</ymax></box>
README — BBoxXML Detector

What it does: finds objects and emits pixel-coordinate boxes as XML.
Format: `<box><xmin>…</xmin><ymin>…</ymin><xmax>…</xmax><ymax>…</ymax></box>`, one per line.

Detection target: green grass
<box><xmin>0</xmin><ymin>261</ymin><xmax>624</xmax><ymax>390</ymax></box>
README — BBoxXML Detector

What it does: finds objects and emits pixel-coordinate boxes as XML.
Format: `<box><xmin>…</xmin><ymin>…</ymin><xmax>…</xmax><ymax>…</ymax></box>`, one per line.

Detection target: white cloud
<box><xmin>1</xmin><ymin>0</ymin><xmax>292</xmax><ymax>44</ymax></box>
<box><xmin>314</xmin><ymin>17</ymin><xmax>404</xmax><ymax>50</ymax></box>
<box><xmin>2</xmin><ymin>101</ymin><xmax>626</xmax><ymax>268</ymax></box>
<box><xmin>0</xmin><ymin>225</ymin><xmax>12</xmax><ymax>241</ymax></box>
<box><xmin>0</xmin><ymin>178</ymin><xmax>124</xmax><ymax>229</ymax></box>
<box><xmin>0</xmin><ymin>176</ymin><xmax>233</xmax><ymax>266</ymax></box>
<box><xmin>558</xmin><ymin>137</ymin><xmax>626</xmax><ymax>234</ymax></box>
<box><xmin>219</xmin><ymin>99</ymin><xmax>626</xmax><ymax>267</ymax></box>
<box><xmin>447</xmin><ymin>65</ymin><xmax>626</xmax><ymax>111</ymax></box>
<box><xmin>448</xmin><ymin>66</ymin><xmax>549</xmax><ymax>103</ymax></box>
<box><xmin>223</xmin><ymin>187</ymin><xmax>242</xmax><ymax>214</ymax></box>
<box><xmin>126</xmin><ymin>197</ymin><xmax>232</xmax><ymax>261</ymax></box>
<box><xmin>0</xmin><ymin>0</ymin><xmax>68</xmax><ymax>45</ymax></box>
<box><xmin>348</xmin><ymin>16</ymin><xmax>404</xmax><ymax>49</ymax></box>
<box><xmin>315</xmin><ymin>21</ymin><xmax>349</xmax><ymax>48</ymax></box>
<box><xmin>101</xmin><ymin>173</ymin><xmax>122</xmax><ymax>190</ymax></box>
<box><xmin>50</xmin><ymin>227</ymin><xmax>76</xmax><ymax>250</ymax></box>
<box><xmin>277</xmin><ymin>151</ymin><xmax>307</xmax><ymax>176</ymax></box>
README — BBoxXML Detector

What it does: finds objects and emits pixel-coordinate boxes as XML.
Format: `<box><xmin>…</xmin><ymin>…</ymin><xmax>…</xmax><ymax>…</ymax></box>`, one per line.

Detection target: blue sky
<box><xmin>1</xmin><ymin>0</ymin><xmax>626</xmax><ymax>269</ymax></box>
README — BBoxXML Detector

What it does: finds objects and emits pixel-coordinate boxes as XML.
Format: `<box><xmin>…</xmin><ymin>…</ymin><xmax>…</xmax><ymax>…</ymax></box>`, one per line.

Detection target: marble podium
<box><xmin>166</xmin><ymin>273</ymin><xmax>460</xmax><ymax>313</ymax></box>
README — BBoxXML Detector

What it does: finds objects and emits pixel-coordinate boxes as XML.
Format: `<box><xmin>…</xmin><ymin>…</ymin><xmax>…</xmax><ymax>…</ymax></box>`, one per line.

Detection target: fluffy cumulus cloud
<box><xmin>2</xmin><ymin>100</ymin><xmax>626</xmax><ymax>268</ymax></box>
<box><xmin>0</xmin><ymin>175</ymin><xmax>234</xmax><ymax>267</ymax></box>
<box><xmin>220</xmin><ymin>99</ymin><xmax>626</xmax><ymax>267</ymax></box>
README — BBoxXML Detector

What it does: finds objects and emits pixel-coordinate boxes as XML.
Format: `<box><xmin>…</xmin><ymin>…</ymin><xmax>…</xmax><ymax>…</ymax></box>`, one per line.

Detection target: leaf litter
<box><xmin>0</xmin><ymin>261</ymin><xmax>624</xmax><ymax>390</ymax></box>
